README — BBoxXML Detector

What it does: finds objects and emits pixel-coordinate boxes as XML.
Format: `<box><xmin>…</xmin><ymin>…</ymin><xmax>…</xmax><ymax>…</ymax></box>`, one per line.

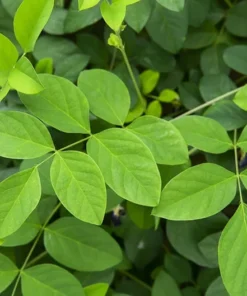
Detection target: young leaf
<box><xmin>146</xmin><ymin>101</ymin><xmax>162</xmax><ymax>118</ymax></box>
<box><xmin>173</xmin><ymin>116</ymin><xmax>233</xmax><ymax>154</ymax></box>
<box><xmin>78</xmin><ymin>0</ymin><xmax>100</xmax><ymax>11</ymax></box>
<box><xmin>127</xmin><ymin>115</ymin><xmax>189</xmax><ymax>165</ymax></box>
<box><xmin>156</xmin><ymin>0</ymin><xmax>184</xmax><ymax>12</ymax></box>
<box><xmin>87</xmin><ymin>128</ymin><xmax>161</xmax><ymax>206</ymax></box>
<box><xmin>21</xmin><ymin>264</ymin><xmax>84</xmax><ymax>296</ymax></box>
<box><xmin>50</xmin><ymin>151</ymin><xmax>106</xmax><ymax>225</ymax></box>
<box><xmin>218</xmin><ymin>204</ymin><xmax>247</xmax><ymax>295</ymax></box>
<box><xmin>153</xmin><ymin>164</ymin><xmax>236</xmax><ymax>220</ymax></box>
<box><xmin>233</xmin><ymin>85</ymin><xmax>247</xmax><ymax>111</ymax></box>
<box><xmin>44</xmin><ymin>217</ymin><xmax>123</xmax><ymax>271</ymax></box>
<box><xmin>237</xmin><ymin>125</ymin><xmax>247</xmax><ymax>152</ymax></box>
<box><xmin>0</xmin><ymin>253</ymin><xmax>18</xmax><ymax>293</ymax></box>
<box><xmin>152</xmin><ymin>271</ymin><xmax>182</xmax><ymax>296</ymax></box>
<box><xmin>0</xmin><ymin>168</ymin><xmax>41</xmax><ymax>238</ymax></box>
<box><xmin>78</xmin><ymin>69</ymin><xmax>130</xmax><ymax>125</ymax></box>
<box><xmin>19</xmin><ymin>74</ymin><xmax>90</xmax><ymax>134</ymax></box>
<box><xmin>8</xmin><ymin>56</ymin><xmax>43</xmax><ymax>95</ymax></box>
<box><xmin>35</xmin><ymin>58</ymin><xmax>53</xmax><ymax>74</ymax></box>
<box><xmin>0</xmin><ymin>34</ymin><xmax>18</xmax><ymax>86</ymax></box>
<box><xmin>100</xmin><ymin>0</ymin><xmax>126</xmax><ymax>32</ymax></box>
<box><xmin>223</xmin><ymin>45</ymin><xmax>247</xmax><ymax>75</ymax></box>
<box><xmin>14</xmin><ymin>0</ymin><xmax>54</xmax><ymax>52</ymax></box>
<box><xmin>84</xmin><ymin>283</ymin><xmax>109</xmax><ymax>296</ymax></box>
<box><xmin>127</xmin><ymin>202</ymin><xmax>154</xmax><ymax>229</ymax></box>
<box><xmin>140</xmin><ymin>70</ymin><xmax>160</xmax><ymax>95</ymax></box>
<box><xmin>0</xmin><ymin>111</ymin><xmax>54</xmax><ymax>159</ymax></box>
<box><xmin>158</xmin><ymin>89</ymin><xmax>179</xmax><ymax>103</ymax></box>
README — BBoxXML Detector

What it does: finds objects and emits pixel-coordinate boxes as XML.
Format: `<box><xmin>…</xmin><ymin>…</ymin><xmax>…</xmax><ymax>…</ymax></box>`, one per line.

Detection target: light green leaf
<box><xmin>241</xmin><ymin>169</ymin><xmax>247</xmax><ymax>189</ymax></box>
<box><xmin>44</xmin><ymin>217</ymin><xmax>122</xmax><ymax>271</ymax></box>
<box><xmin>156</xmin><ymin>0</ymin><xmax>184</xmax><ymax>12</ymax></box>
<box><xmin>223</xmin><ymin>45</ymin><xmax>247</xmax><ymax>75</ymax></box>
<box><xmin>153</xmin><ymin>164</ymin><xmax>236</xmax><ymax>220</ymax></box>
<box><xmin>0</xmin><ymin>34</ymin><xmax>18</xmax><ymax>87</ymax></box>
<box><xmin>0</xmin><ymin>83</ymin><xmax>10</xmax><ymax>102</ymax></box>
<box><xmin>173</xmin><ymin>116</ymin><xmax>233</xmax><ymax>153</ymax></box>
<box><xmin>19</xmin><ymin>74</ymin><xmax>90</xmax><ymax>134</ymax></box>
<box><xmin>84</xmin><ymin>283</ymin><xmax>109</xmax><ymax>296</ymax></box>
<box><xmin>78</xmin><ymin>0</ymin><xmax>100</xmax><ymax>10</ymax></box>
<box><xmin>146</xmin><ymin>100</ymin><xmax>162</xmax><ymax>117</ymax></box>
<box><xmin>237</xmin><ymin>125</ymin><xmax>247</xmax><ymax>152</ymax></box>
<box><xmin>50</xmin><ymin>151</ymin><xmax>106</xmax><ymax>225</ymax></box>
<box><xmin>226</xmin><ymin>1</ymin><xmax>247</xmax><ymax>37</ymax></box>
<box><xmin>233</xmin><ymin>85</ymin><xmax>247</xmax><ymax>111</ymax></box>
<box><xmin>152</xmin><ymin>271</ymin><xmax>182</xmax><ymax>296</ymax></box>
<box><xmin>0</xmin><ymin>111</ymin><xmax>54</xmax><ymax>159</ymax></box>
<box><xmin>0</xmin><ymin>253</ymin><xmax>18</xmax><ymax>293</ymax></box>
<box><xmin>100</xmin><ymin>0</ymin><xmax>126</xmax><ymax>32</ymax></box>
<box><xmin>87</xmin><ymin>128</ymin><xmax>161</xmax><ymax>206</ymax></box>
<box><xmin>0</xmin><ymin>168</ymin><xmax>41</xmax><ymax>238</ymax></box>
<box><xmin>125</xmin><ymin>0</ymin><xmax>153</xmax><ymax>33</ymax></box>
<box><xmin>127</xmin><ymin>115</ymin><xmax>188</xmax><ymax>165</ymax></box>
<box><xmin>78</xmin><ymin>69</ymin><xmax>130</xmax><ymax>125</ymax></box>
<box><xmin>158</xmin><ymin>89</ymin><xmax>179</xmax><ymax>102</ymax></box>
<box><xmin>127</xmin><ymin>202</ymin><xmax>154</xmax><ymax>229</ymax></box>
<box><xmin>35</xmin><ymin>58</ymin><xmax>53</xmax><ymax>74</ymax></box>
<box><xmin>218</xmin><ymin>204</ymin><xmax>247</xmax><ymax>296</ymax></box>
<box><xmin>140</xmin><ymin>70</ymin><xmax>160</xmax><ymax>95</ymax></box>
<box><xmin>205</xmin><ymin>277</ymin><xmax>228</xmax><ymax>296</ymax></box>
<box><xmin>146</xmin><ymin>2</ymin><xmax>188</xmax><ymax>54</ymax></box>
<box><xmin>14</xmin><ymin>0</ymin><xmax>54</xmax><ymax>52</ymax></box>
<box><xmin>21</xmin><ymin>264</ymin><xmax>84</xmax><ymax>296</ymax></box>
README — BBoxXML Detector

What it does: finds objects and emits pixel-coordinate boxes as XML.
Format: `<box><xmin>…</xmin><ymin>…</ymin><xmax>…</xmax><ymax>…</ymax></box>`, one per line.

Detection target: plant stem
<box><xmin>25</xmin><ymin>251</ymin><xmax>48</xmax><ymax>268</ymax></box>
<box><xmin>173</xmin><ymin>87</ymin><xmax>242</xmax><ymax>121</ymax></box>
<box><xmin>119</xmin><ymin>269</ymin><xmax>152</xmax><ymax>291</ymax></box>
<box><xmin>109</xmin><ymin>47</ymin><xmax>117</xmax><ymax>71</ymax></box>
<box><xmin>189</xmin><ymin>147</ymin><xmax>198</xmax><ymax>156</ymax></box>
<box><xmin>11</xmin><ymin>203</ymin><xmax>61</xmax><ymax>296</ymax></box>
<box><xmin>233</xmin><ymin>130</ymin><xmax>244</xmax><ymax>203</ymax></box>
<box><xmin>224</xmin><ymin>0</ymin><xmax>233</xmax><ymax>7</ymax></box>
<box><xmin>59</xmin><ymin>135</ymin><xmax>91</xmax><ymax>151</ymax></box>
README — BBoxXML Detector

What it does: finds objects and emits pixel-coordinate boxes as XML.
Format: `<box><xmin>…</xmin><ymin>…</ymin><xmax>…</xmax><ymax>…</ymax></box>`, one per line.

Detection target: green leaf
<box><xmin>127</xmin><ymin>115</ymin><xmax>188</xmax><ymax>165</ymax></box>
<box><xmin>0</xmin><ymin>111</ymin><xmax>54</xmax><ymax>159</ymax></box>
<box><xmin>8</xmin><ymin>57</ymin><xmax>43</xmax><ymax>94</ymax></box>
<box><xmin>187</xmin><ymin>0</ymin><xmax>211</xmax><ymax>27</ymax></box>
<box><xmin>173</xmin><ymin>116</ymin><xmax>233</xmax><ymax>153</ymax></box>
<box><xmin>74</xmin><ymin>269</ymin><xmax>114</xmax><ymax>286</ymax></box>
<box><xmin>233</xmin><ymin>85</ymin><xmax>247</xmax><ymax>111</ymax></box>
<box><xmin>199</xmin><ymin>74</ymin><xmax>235</xmax><ymax>102</ymax></box>
<box><xmin>14</xmin><ymin>0</ymin><xmax>54</xmax><ymax>53</ymax></box>
<box><xmin>78</xmin><ymin>69</ymin><xmax>130</xmax><ymax>126</ymax></box>
<box><xmin>1</xmin><ymin>0</ymin><xmax>22</xmax><ymax>17</ymax></box>
<box><xmin>200</xmin><ymin>45</ymin><xmax>229</xmax><ymax>75</ymax></box>
<box><xmin>198</xmin><ymin>232</ymin><xmax>220</xmax><ymax>267</ymax></box>
<box><xmin>78</xmin><ymin>0</ymin><xmax>100</xmax><ymax>10</ymax></box>
<box><xmin>35</xmin><ymin>58</ymin><xmax>53</xmax><ymax>74</ymax></box>
<box><xmin>0</xmin><ymin>83</ymin><xmax>10</xmax><ymax>102</ymax></box>
<box><xmin>44</xmin><ymin>217</ymin><xmax>122</xmax><ymax>271</ymax></box>
<box><xmin>50</xmin><ymin>151</ymin><xmax>106</xmax><ymax>225</ymax></box>
<box><xmin>179</xmin><ymin>82</ymin><xmax>203</xmax><ymax>110</ymax></box>
<box><xmin>205</xmin><ymin>277</ymin><xmax>228</xmax><ymax>296</ymax></box>
<box><xmin>44</xmin><ymin>7</ymin><xmax>67</xmax><ymax>35</ymax></box>
<box><xmin>167</xmin><ymin>213</ymin><xmax>228</xmax><ymax>267</ymax></box>
<box><xmin>164</xmin><ymin>254</ymin><xmax>192</xmax><ymax>285</ymax></box>
<box><xmin>0</xmin><ymin>168</ymin><xmax>41</xmax><ymax>238</ymax></box>
<box><xmin>140</xmin><ymin>70</ymin><xmax>160</xmax><ymax>95</ymax></box>
<box><xmin>218</xmin><ymin>204</ymin><xmax>247</xmax><ymax>295</ymax></box>
<box><xmin>153</xmin><ymin>163</ymin><xmax>236</xmax><ymax>220</ymax></box>
<box><xmin>152</xmin><ymin>271</ymin><xmax>182</xmax><ymax>296</ymax></box>
<box><xmin>84</xmin><ymin>283</ymin><xmax>109</xmax><ymax>296</ymax></box>
<box><xmin>127</xmin><ymin>202</ymin><xmax>154</xmax><ymax>229</ymax></box>
<box><xmin>100</xmin><ymin>0</ymin><xmax>126</xmax><ymax>32</ymax></box>
<box><xmin>182</xmin><ymin>287</ymin><xmax>200</xmax><ymax>296</ymax></box>
<box><xmin>156</xmin><ymin>0</ymin><xmax>184</xmax><ymax>12</ymax></box>
<box><xmin>21</xmin><ymin>264</ymin><xmax>84</xmax><ymax>296</ymax></box>
<box><xmin>125</xmin><ymin>0</ymin><xmax>153</xmax><ymax>33</ymax></box>
<box><xmin>19</xmin><ymin>74</ymin><xmax>90</xmax><ymax>134</ymax></box>
<box><xmin>158</xmin><ymin>89</ymin><xmax>179</xmax><ymax>102</ymax></box>
<box><xmin>87</xmin><ymin>128</ymin><xmax>161</xmax><ymax>206</ymax></box>
<box><xmin>145</xmin><ymin>101</ymin><xmax>162</xmax><ymax>117</ymax></box>
<box><xmin>0</xmin><ymin>253</ymin><xmax>18</xmax><ymax>293</ymax></box>
<box><xmin>226</xmin><ymin>1</ymin><xmax>247</xmax><ymax>37</ymax></box>
<box><xmin>0</xmin><ymin>34</ymin><xmax>18</xmax><ymax>87</ymax></box>
<box><xmin>146</xmin><ymin>2</ymin><xmax>188</xmax><ymax>54</ymax></box>
<box><xmin>237</xmin><ymin>125</ymin><xmax>247</xmax><ymax>152</ymax></box>
<box><xmin>223</xmin><ymin>45</ymin><xmax>247</xmax><ymax>75</ymax></box>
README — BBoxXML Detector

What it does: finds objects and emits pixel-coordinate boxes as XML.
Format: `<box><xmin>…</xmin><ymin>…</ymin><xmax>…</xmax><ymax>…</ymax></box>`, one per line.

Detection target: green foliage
<box><xmin>0</xmin><ymin>0</ymin><xmax>247</xmax><ymax>295</ymax></box>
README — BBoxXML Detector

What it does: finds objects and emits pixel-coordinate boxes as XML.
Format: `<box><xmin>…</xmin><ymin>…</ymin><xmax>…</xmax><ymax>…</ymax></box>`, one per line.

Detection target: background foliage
<box><xmin>0</xmin><ymin>0</ymin><xmax>247</xmax><ymax>295</ymax></box>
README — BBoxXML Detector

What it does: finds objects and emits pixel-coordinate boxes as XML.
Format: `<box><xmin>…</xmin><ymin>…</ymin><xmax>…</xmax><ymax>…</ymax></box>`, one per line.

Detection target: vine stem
<box><xmin>119</xmin><ymin>269</ymin><xmax>152</xmax><ymax>291</ymax></box>
<box><xmin>25</xmin><ymin>251</ymin><xmax>48</xmax><ymax>268</ymax></box>
<box><xmin>173</xmin><ymin>87</ymin><xmax>242</xmax><ymax>121</ymax></box>
<box><xmin>11</xmin><ymin>203</ymin><xmax>61</xmax><ymax>296</ymax></box>
<box><xmin>233</xmin><ymin>129</ymin><xmax>244</xmax><ymax>204</ymax></box>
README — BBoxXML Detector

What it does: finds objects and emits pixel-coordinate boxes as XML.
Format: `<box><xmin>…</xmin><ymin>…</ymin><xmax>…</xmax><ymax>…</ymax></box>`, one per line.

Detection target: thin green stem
<box><xmin>224</xmin><ymin>0</ymin><xmax>233</xmax><ymax>7</ymax></box>
<box><xmin>25</xmin><ymin>251</ymin><xmax>48</xmax><ymax>268</ymax></box>
<box><xmin>148</xmin><ymin>95</ymin><xmax>158</xmax><ymax>100</ymax></box>
<box><xmin>233</xmin><ymin>129</ymin><xmax>244</xmax><ymax>204</ymax></box>
<box><xmin>59</xmin><ymin>135</ymin><xmax>91</xmax><ymax>151</ymax></box>
<box><xmin>11</xmin><ymin>203</ymin><xmax>61</xmax><ymax>296</ymax></box>
<box><xmin>109</xmin><ymin>47</ymin><xmax>117</xmax><ymax>71</ymax></box>
<box><xmin>189</xmin><ymin>147</ymin><xmax>198</xmax><ymax>156</ymax></box>
<box><xmin>173</xmin><ymin>87</ymin><xmax>242</xmax><ymax>121</ymax></box>
<box><xmin>236</xmin><ymin>75</ymin><xmax>247</xmax><ymax>85</ymax></box>
<box><xmin>119</xmin><ymin>269</ymin><xmax>152</xmax><ymax>291</ymax></box>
